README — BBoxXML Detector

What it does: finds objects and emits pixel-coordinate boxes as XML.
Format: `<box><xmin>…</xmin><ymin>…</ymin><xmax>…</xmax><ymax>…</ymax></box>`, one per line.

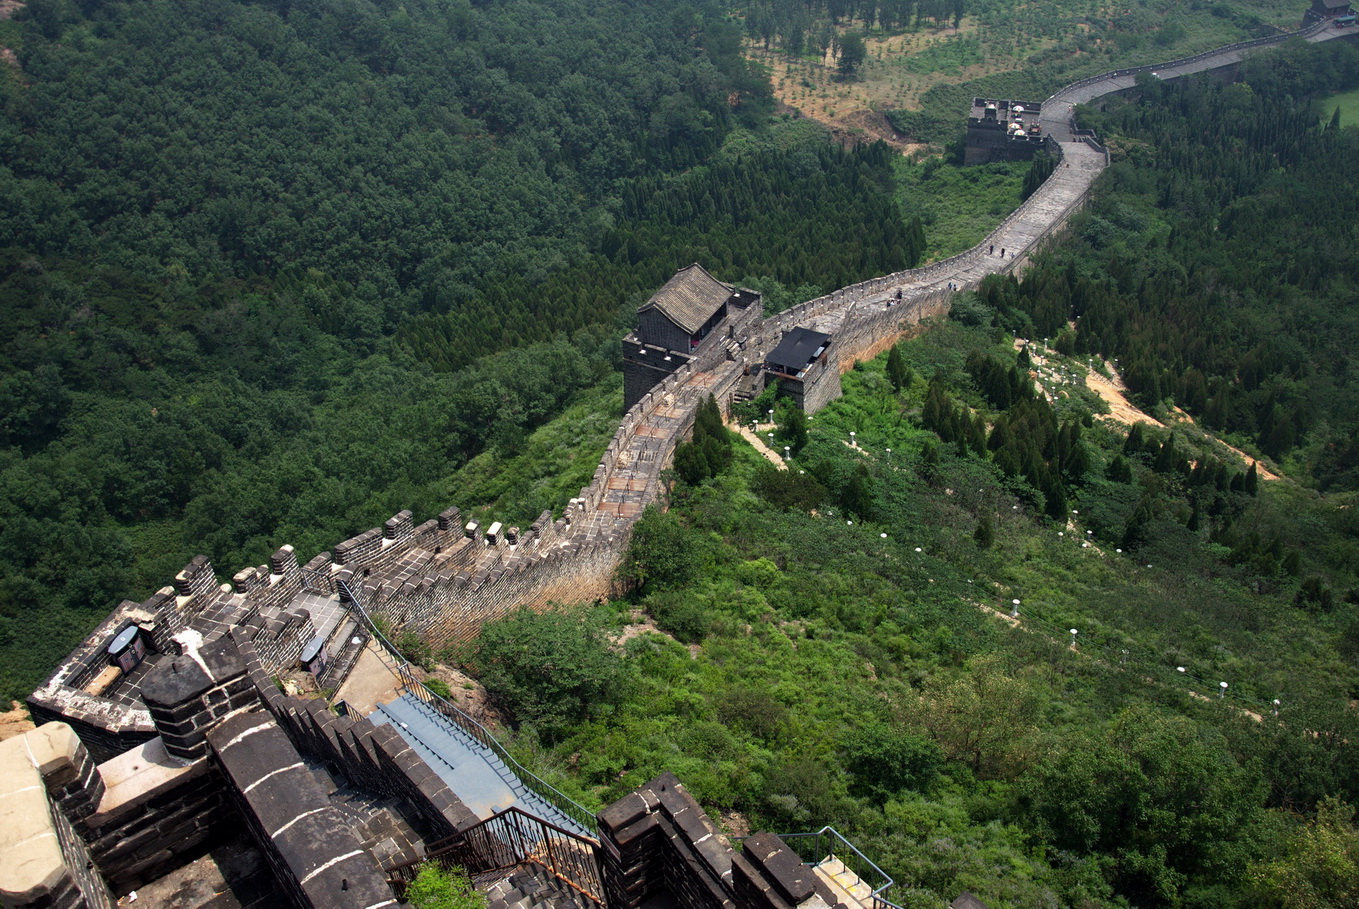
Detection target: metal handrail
<box><xmin>334</xmin><ymin>580</ymin><xmax>598</xmax><ymax>835</ymax></box>
<box><xmin>386</xmin><ymin>806</ymin><xmax>604</xmax><ymax>905</ymax></box>
<box><xmin>771</xmin><ymin>826</ymin><xmax>904</xmax><ymax>909</ymax></box>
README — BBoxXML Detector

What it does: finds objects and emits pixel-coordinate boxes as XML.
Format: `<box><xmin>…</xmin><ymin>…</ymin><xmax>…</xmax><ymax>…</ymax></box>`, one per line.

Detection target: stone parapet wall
<box><xmin>0</xmin><ymin>727</ymin><xmax>116</xmax><ymax>909</ymax></box>
<box><xmin>81</xmin><ymin>739</ymin><xmax>226</xmax><ymax>895</ymax></box>
<box><xmin>597</xmin><ymin>772</ymin><xmax>736</xmax><ymax>909</ymax></box>
<box><xmin>234</xmin><ymin>629</ymin><xmax>482</xmax><ymax>841</ymax></box>
<box><xmin>207</xmin><ymin>711</ymin><xmax>396</xmax><ymax>909</ymax></box>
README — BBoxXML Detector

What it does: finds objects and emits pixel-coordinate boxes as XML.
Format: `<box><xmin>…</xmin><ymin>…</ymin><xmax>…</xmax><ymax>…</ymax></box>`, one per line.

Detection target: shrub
<box><xmin>405</xmin><ymin>864</ymin><xmax>484</xmax><ymax>909</ymax></box>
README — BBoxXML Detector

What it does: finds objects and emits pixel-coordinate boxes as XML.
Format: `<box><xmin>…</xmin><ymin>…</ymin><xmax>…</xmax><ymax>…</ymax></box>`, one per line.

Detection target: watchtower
<box><xmin>1304</xmin><ymin>0</ymin><xmax>1352</xmax><ymax>25</ymax></box>
<box><xmin>763</xmin><ymin>327</ymin><xmax>842</xmax><ymax>413</ymax></box>
<box><xmin>621</xmin><ymin>264</ymin><xmax>760</xmax><ymax>410</ymax></box>
<box><xmin>965</xmin><ymin>98</ymin><xmax>1046</xmax><ymax>165</ymax></box>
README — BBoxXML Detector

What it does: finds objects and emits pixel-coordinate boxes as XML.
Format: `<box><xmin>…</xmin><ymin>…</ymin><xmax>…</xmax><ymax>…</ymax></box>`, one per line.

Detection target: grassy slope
<box><xmin>1320</xmin><ymin>86</ymin><xmax>1359</xmax><ymax>126</ymax></box>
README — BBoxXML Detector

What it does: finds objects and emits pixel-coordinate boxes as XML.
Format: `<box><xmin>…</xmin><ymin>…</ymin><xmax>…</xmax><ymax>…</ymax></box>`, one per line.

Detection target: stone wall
<box><xmin>596</xmin><ymin>772</ymin><xmax>853</xmax><ymax>909</ymax></box>
<box><xmin>235</xmin><ymin>630</ymin><xmax>483</xmax><ymax>841</ymax></box>
<box><xmin>0</xmin><ymin>726</ymin><xmax>116</xmax><ymax>909</ymax></box>
<box><xmin>42</xmin><ymin>20</ymin><xmax>1334</xmax><ymax>755</ymax></box>
<box><xmin>597</xmin><ymin>772</ymin><xmax>735</xmax><ymax>909</ymax></box>
<box><xmin>81</xmin><ymin>739</ymin><xmax>227</xmax><ymax>895</ymax></box>
<box><xmin>207</xmin><ymin>710</ymin><xmax>397</xmax><ymax>909</ymax></box>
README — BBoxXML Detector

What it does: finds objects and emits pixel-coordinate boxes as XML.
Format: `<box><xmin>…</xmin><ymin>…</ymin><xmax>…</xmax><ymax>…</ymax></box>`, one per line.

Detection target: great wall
<box><xmin>4</xmin><ymin>17</ymin><xmax>1356</xmax><ymax>909</ymax></box>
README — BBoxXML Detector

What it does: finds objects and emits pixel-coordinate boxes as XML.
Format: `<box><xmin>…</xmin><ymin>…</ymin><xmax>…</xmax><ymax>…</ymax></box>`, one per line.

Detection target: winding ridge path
<box><xmin>285</xmin><ymin>18</ymin><xmax>1359</xmax><ymax>656</ymax></box>
<box><xmin>590</xmin><ymin>19</ymin><xmax>1351</xmax><ymax>534</ymax></box>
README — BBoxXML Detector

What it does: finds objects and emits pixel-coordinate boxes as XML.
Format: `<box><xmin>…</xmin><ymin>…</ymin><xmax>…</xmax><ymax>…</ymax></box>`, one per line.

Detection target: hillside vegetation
<box><xmin>460</xmin><ymin>40</ymin><xmax>1359</xmax><ymax>909</ymax></box>
<box><xmin>739</xmin><ymin>0</ymin><xmax>1310</xmax><ymax>146</ymax></box>
<box><xmin>0</xmin><ymin>0</ymin><xmax>929</xmax><ymax>699</ymax></box>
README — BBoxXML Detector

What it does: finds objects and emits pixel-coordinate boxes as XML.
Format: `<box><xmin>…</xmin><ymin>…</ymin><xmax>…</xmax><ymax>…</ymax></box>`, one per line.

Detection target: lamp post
<box><xmin>1011</xmin><ymin>599</ymin><xmax>1020</xmax><ymax>618</ymax></box>
<box><xmin>1070</xmin><ymin>628</ymin><xmax>1078</xmax><ymax>648</ymax></box>
<box><xmin>1219</xmin><ymin>681</ymin><xmax>1228</xmax><ymax>699</ymax></box>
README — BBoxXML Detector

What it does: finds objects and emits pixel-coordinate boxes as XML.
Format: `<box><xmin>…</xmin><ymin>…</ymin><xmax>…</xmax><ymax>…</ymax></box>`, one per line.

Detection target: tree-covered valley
<box><xmin>4</xmin><ymin>0</ymin><xmax>1359</xmax><ymax>902</ymax></box>
<box><xmin>0</xmin><ymin>0</ymin><xmax>926</xmax><ymax>697</ymax></box>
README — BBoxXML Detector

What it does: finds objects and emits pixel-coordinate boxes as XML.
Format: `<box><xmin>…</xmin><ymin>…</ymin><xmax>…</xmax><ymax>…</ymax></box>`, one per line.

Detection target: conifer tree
<box><xmin>975</xmin><ymin>513</ymin><xmax>995</xmax><ymax>549</ymax></box>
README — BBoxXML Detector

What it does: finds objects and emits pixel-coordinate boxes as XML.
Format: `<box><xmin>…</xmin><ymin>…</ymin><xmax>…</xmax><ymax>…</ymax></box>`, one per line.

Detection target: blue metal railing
<box><xmin>333</xmin><ymin>579</ymin><xmax>598</xmax><ymax>835</ymax></box>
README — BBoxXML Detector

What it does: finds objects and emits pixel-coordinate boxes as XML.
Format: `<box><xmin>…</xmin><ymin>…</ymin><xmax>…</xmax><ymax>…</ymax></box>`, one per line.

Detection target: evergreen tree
<box><xmin>975</xmin><ymin>513</ymin><xmax>995</xmax><ymax>549</ymax></box>
<box><xmin>775</xmin><ymin>405</ymin><xmax>810</xmax><ymax>455</ymax></box>
<box><xmin>838</xmin><ymin>33</ymin><xmax>867</xmax><ymax>79</ymax></box>
<box><xmin>887</xmin><ymin>345</ymin><xmax>914</xmax><ymax>392</ymax></box>
<box><xmin>1107</xmin><ymin>455</ymin><xmax>1133</xmax><ymax>484</ymax></box>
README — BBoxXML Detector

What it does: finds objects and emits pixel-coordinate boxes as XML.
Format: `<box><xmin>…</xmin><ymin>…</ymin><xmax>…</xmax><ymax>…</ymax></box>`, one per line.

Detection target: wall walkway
<box><xmin>31</xmin><ymin>23</ymin><xmax>1358</xmax><ymax>726</ymax></box>
<box><xmin>240</xmin><ymin>19</ymin><xmax>1359</xmax><ymax>649</ymax></box>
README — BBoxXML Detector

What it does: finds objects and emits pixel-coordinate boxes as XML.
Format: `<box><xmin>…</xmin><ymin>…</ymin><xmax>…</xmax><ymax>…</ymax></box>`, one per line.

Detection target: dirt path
<box><xmin>733</xmin><ymin>422</ymin><xmax>789</xmax><ymax>469</ymax></box>
<box><xmin>1018</xmin><ymin>341</ymin><xmax>1281</xmax><ymax>481</ymax></box>
<box><xmin>1080</xmin><ymin>359</ymin><xmax>1281</xmax><ymax>480</ymax></box>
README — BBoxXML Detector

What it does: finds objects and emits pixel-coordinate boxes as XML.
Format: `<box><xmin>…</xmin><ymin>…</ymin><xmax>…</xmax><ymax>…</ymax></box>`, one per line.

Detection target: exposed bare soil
<box><xmin>0</xmin><ymin>700</ymin><xmax>35</xmax><ymax>742</ymax></box>
<box><xmin>0</xmin><ymin>0</ymin><xmax>25</xmax><ymax>20</ymax></box>
<box><xmin>424</xmin><ymin>663</ymin><xmax>506</xmax><ymax>728</ymax></box>
<box><xmin>1080</xmin><ymin>358</ymin><xmax>1281</xmax><ymax>481</ymax></box>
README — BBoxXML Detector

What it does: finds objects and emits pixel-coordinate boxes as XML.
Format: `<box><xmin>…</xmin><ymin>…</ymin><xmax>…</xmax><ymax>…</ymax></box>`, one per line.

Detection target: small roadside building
<box><xmin>1304</xmin><ymin>0</ymin><xmax>1352</xmax><ymax>25</ymax></box>
<box><xmin>763</xmin><ymin>326</ymin><xmax>842</xmax><ymax>414</ymax></box>
<box><xmin>622</xmin><ymin>264</ymin><xmax>761</xmax><ymax>410</ymax></box>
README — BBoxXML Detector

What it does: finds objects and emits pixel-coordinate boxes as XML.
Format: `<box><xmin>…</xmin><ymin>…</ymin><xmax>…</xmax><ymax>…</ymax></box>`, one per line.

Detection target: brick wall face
<box><xmin>82</xmin><ymin>752</ymin><xmax>228</xmax><ymax>895</ymax></box>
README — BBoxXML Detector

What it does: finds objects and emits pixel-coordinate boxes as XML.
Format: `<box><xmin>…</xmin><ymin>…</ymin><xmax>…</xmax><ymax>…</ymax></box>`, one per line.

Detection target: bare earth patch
<box><xmin>719</xmin><ymin>810</ymin><xmax>750</xmax><ymax>839</ymax></box>
<box><xmin>612</xmin><ymin>610</ymin><xmax>701</xmax><ymax>658</ymax></box>
<box><xmin>424</xmin><ymin>663</ymin><xmax>507</xmax><ymax>728</ymax></box>
<box><xmin>0</xmin><ymin>0</ymin><xmax>25</xmax><ymax>19</ymax></box>
<box><xmin>0</xmin><ymin>700</ymin><xmax>35</xmax><ymax>743</ymax></box>
<box><xmin>1081</xmin><ymin>356</ymin><xmax>1281</xmax><ymax>481</ymax></box>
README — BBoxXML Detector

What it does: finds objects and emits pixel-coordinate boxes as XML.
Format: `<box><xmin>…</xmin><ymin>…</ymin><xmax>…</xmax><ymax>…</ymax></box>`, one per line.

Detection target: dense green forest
<box><xmin>985</xmin><ymin>39</ymin><xmax>1359</xmax><ymax>491</ymax></box>
<box><xmin>446</xmin><ymin>40</ymin><xmax>1359</xmax><ymax>909</ymax></box>
<box><xmin>0</xmin><ymin>0</ymin><xmax>927</xmax><ymax>699</ymax></box>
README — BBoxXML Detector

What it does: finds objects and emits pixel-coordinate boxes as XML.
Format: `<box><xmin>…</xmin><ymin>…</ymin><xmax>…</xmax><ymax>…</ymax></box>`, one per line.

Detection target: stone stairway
<box><xmin>372</xmin><ymin>693</ymin><xmax>589</xmax><ymax>837</ymax></box>
<box><xmin>317</xmin><ymin>618</ymin><xmax>368</xmax><ymax>691</ymax></box>
<box><xmin>813</xmin><ymin>856</ymin><xmax>874</xmax><ymax>909</ymax></box>
<box><xmin>477</xmin><ymin>864</ymin><xmax>598</xmax><ymax>909</ymax></box>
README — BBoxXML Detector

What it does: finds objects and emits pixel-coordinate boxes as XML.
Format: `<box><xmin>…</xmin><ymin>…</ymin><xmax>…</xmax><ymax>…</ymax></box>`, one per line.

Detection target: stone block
<box><xmin>740</xmin><ymin>833</ymin><xmax>814</xmax><ymax>905</ymax></box>
<box><xmin>141</xmin><ymin>659</ymin><xmax>213</xmax><ymax>710</ymax></box>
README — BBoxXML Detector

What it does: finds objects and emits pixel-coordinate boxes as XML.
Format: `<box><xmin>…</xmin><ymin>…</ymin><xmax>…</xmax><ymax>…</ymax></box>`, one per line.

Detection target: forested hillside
<box><xmin>452</xmin><ymin>40</ymin><xmax>1359</xmax><ymax>909</ymax></box>
<box><xmin>0</xmin><ymin>0</ymin><xmax>927</xmax><ymax>699</ymax></box>
<box><xmin>994</xmin><ymin>39</ymin><xmax>1359</xmax><ymax>491</ymax></box>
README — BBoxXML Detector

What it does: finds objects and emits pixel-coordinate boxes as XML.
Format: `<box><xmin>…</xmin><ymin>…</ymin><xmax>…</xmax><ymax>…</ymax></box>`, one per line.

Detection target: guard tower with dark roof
<box><xmin>1304</xmin><ymin>0</ymin><xmax>1352</xmax><ymax>25</ymax></box>
<box><xmin>622</xmin><ymin>264</ymin><xmax>760</xmax><ymax>410</ymax></box>
<box><xmin>763</xmin><ymin>326</ymin><xmax>842</xmax><ymax>413</ymax></box>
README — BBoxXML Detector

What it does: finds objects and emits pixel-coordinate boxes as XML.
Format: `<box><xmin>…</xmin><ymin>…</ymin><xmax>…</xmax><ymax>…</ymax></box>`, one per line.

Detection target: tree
<box><xmin>1248</xmin><ymin>797</ymin><xmax>1359</xmax><ymax>908</ymax></box>
<box><xmin>1024</xmin><ymin>707</ymin><xmax>1264</xmax><ymax>905</ymax></box>
<box><xmin>887</xmin><ymin>344</ymin><xmax>914</xmax><ymax>392</ymax></box>
<box><xmin>674</xmin><ymin>394</ymin><xmax>732</xmax><ymax>484</ymax></box>
<box><xmin>917</xmin><ymin>654</ymin><xmax>1042</xmax><ymax>779</ymax></box>
<box><xmin>837</xmin><ymin>32</ymin><xmax>867</xmax><ymax>79</ymax></box>
<box><xmin>775</xmin><ymin>404</ymin><xmax>810</xmax><ymax>455</ymax></box>
<box><xmin>845</xmin><ymin>722</ymin><xmax>942</xmax><ymax>799</ymax></box>
<box><xmin>974</xmin><ymin>513</ymin><xmax>995</xmax><ymax>548</ymax></box>
<box><xmin>619</xmin><ymin>505</ymin><xmax>702</xmax><ymax>590</ymax></box>
<box><xmin>471</xmin><ymin>606</ymin><xmax>628</xmax><ymax>741</ymax></box>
